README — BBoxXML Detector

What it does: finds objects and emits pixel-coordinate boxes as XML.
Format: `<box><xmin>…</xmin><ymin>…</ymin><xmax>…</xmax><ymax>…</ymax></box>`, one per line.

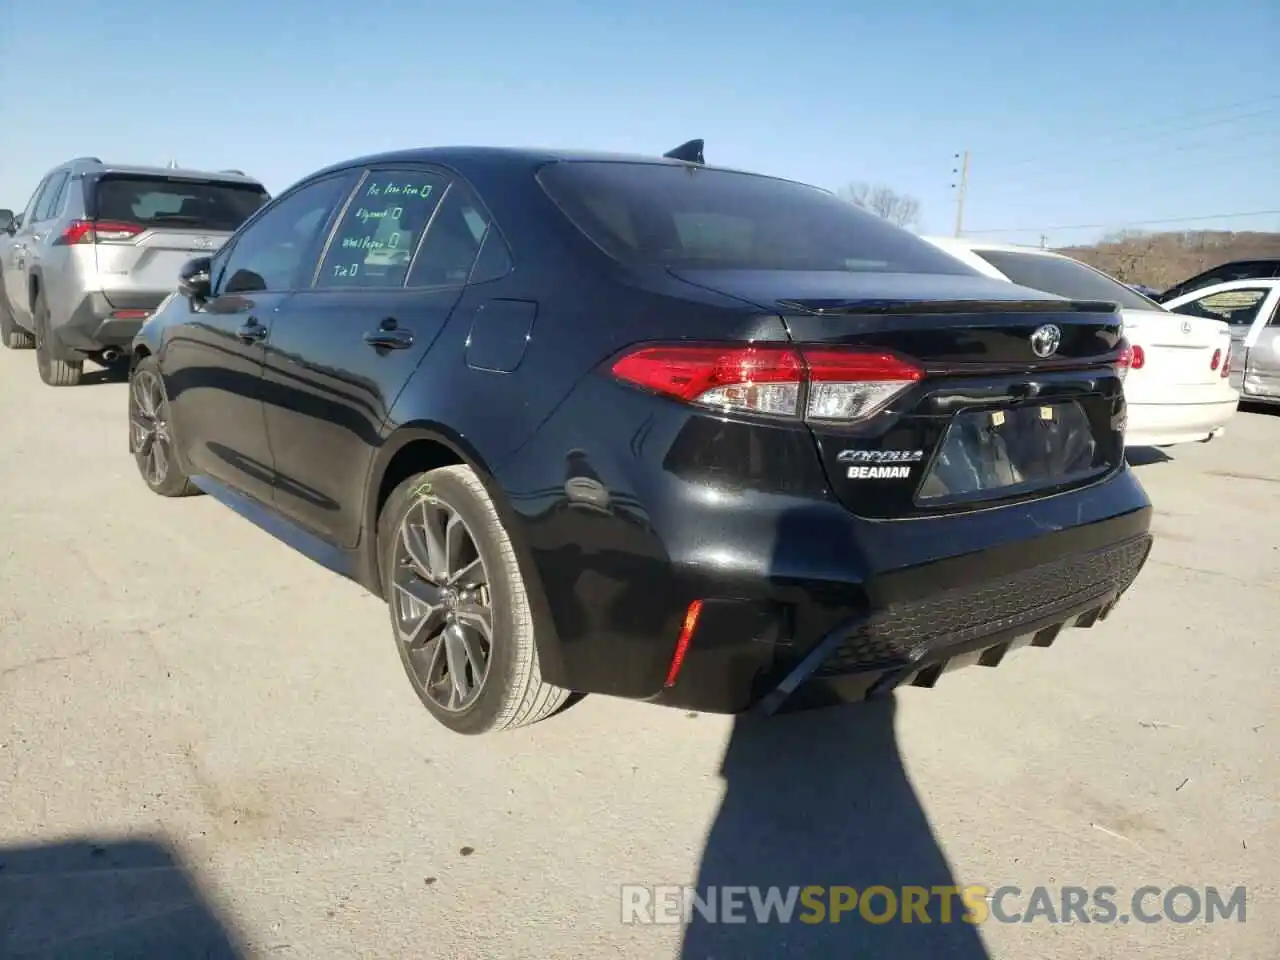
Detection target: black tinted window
<box><xmin>317</xmin><ymin>170</ymin><xmax>447</xmax><ymax>289</ymax></box>
<box><xmin>218</xmin><ymin>176</ymin><xmax>352</xmax><ymax>294</ymax></box>
<box><xmin>537</xmin><ymin>161</ymin><xmax>973</xmax><ymax>275</ymax></box>
<box><xmin>407</xmin><ymin>183</ymin><xmax>492</xmax><ymax>287</ymax></box>
<box><xmin>94</xmin><ymin>176</ymin><xmax>268</xmax><ymax>231</ymax></box>
<box><xmin>974</xmin><ymin>250</ymin><xmax>1157</xmax><ymax>311</ymax></box>
<box><xmin>469</xmin><ymin>226</ymin><xmax>514</xmax><ymax>284</ymax></box>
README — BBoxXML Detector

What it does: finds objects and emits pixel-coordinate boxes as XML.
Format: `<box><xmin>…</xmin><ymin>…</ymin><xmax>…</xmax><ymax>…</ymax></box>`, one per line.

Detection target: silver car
<box><xmin>0</xmin><ymin>158</ymin><xmax>268</xmax><ymax>386</ymax></box>
<box><xmin>1163</xmin><ymin>278</ymin><xmax>1280</xmax><ymax>406</ymax></box>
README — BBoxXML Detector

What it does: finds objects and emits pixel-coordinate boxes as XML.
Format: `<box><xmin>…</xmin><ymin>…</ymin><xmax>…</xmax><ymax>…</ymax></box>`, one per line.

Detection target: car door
<box><xmin>160</xmin><ymin>172</ymin><xmax>357</xmax><ymax>504</ymax></box>
<box><xmin>262</xmin><ymin>166</ymin><xmax>490</xmax><ymax>547</ymax></box>
<box><xmin>1165</xmin><ymin>282</ymin><xmax>1280</xmax><ymax>393</ymax></box>
<box><xmin>1247</xmin><ymin>290</ymin><xmax>1280</xmax><ymax>398</ymax></box>
<box><xmin>4</xmin><ymin>175</ymin><xmax>54</xmax><ymax>326</ymax></box>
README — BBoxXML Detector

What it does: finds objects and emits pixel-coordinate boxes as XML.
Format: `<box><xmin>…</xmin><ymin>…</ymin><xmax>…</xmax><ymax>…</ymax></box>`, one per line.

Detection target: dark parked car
<box><xmin>128</xmin><ymin>143</ymin><xmax>1153</xmax><ymax>735</ymax></box>
<box><xmin>1156</xmin><ymin>259</ymin><xmax>1280</xmax><ymax>303</ymax></box>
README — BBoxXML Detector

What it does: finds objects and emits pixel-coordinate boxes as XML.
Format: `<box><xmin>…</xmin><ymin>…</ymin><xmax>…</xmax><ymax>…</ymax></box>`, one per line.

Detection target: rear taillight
<box><xmin>59</xmin><ymin>220</ymin><xmax>143</xmax><ymax>245</ymax></box>
<box><xmin>1221</xmin><ymin>348</ymin><xmax>1231</xmax><ymax>378</ymax></box>
<box><xmin>1210</xmin><ymin>348</ymin><xmax>1221</xmax><ymax>372</ymax></box>
<box><xmin>1115</xmin><ymin>339</ymin><xmax>1134</xmax><ymax>381</ymax></box>
<box><xmin>609</xmin><ymin>344</ymin><xmax>923</xmax><ymax>422</ymax></box>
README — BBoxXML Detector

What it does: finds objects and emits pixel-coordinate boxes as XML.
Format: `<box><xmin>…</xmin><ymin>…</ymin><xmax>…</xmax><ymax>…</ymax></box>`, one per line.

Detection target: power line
<box><xmin>976</xmin><ymin>128</ymin><xmax>1280</xmax><ymax>197</ymax></box>
<box><xmin>965</xmin><ymin>208</ymin><xmax>1280</xmax><ymax>236</ymax></box>
<box><xmin>998</xmin><ymin>105</ymin><xmax>1280</xmax><ymax>170</ymax></box>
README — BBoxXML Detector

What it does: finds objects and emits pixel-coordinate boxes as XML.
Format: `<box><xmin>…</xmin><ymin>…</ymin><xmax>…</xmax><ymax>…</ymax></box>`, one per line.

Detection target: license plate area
<box><xmin>916</xmin><ymin>400</ymin><xmax>1109</xmax><ymax>506</ymax></box>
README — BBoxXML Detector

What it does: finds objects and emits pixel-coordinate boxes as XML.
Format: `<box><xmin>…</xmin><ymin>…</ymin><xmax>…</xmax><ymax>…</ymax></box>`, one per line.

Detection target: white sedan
<box><xmin>923</xmin><ymin>237</ymin><xmax>1239</xmax><ymax>448</ymax></box>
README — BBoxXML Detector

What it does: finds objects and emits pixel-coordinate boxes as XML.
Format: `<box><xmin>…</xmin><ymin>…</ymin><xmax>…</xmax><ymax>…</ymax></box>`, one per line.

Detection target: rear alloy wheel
<box><xmin>129</xmin><ymin>359</ymin><xmax>199</xmax><ymax>497</ymax></box>
<box><xmin>0</xmin><ymin>279</ymin><xmax>33</xmax><ymax>349</ymax></box>
<box><xmin>379</xmin><ymin>465</ymin><xmax>569</xmax><ymax>734</ymax></box>
<box><xmin>33</xmin><ymin>292</ymin><xmax>82</xmax><ymax>386</ymax></box>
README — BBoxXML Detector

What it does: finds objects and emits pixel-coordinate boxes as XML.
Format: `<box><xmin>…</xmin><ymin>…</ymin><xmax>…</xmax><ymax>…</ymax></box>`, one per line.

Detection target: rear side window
<box><xmin>316</xmin><ymin>169</ymin><xmax>447</xmax><ymax>289</ymax></box>
<box><xmin>536</xmin><ymin>160</ymin><xmax>974</xmax><ymax>275</ymax></box>
<box><xmin>92</xmin><ymin>176</ymin><xmax>269</xmax><ymax>231</ymax></box>
<box><xmin>973</xmin><ymin>250</ymin><xmax>1157</xmax><ymax>311</ymax></box>
<box><xmin>34</xmin><ymin>172</ymin><xmax>69</xmax><ymax>221</ymax></box>
<box><xmin>407</xmin><ymin>183</ymin><xmax>494</xmax><ymax>287</ymax></box>
<box><xmin>1171</xmin><ymin>287</ymin><xmax>1272</xmax><ymax>327</ymax></box>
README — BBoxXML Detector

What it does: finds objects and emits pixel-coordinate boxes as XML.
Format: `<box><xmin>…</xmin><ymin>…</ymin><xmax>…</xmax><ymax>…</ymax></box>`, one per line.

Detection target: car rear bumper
<box><xmin>54</xmin><ymin>291</ymin><xmax>167</xmax><ymax>353</ymax></box>
<box><xmin>647</xmin><ymin>509</ymin><xmax>1152</xmax><ymax>715</ymax></box>
<box><xmin>1124</xmin><ymin>395</ymin><xmax>1238</xmax><ymax>447</ymax></box>
<box><xmin>506</xmin><ymin>449</ymin><xmax>1153</xmax><ymax>716</ymax></box>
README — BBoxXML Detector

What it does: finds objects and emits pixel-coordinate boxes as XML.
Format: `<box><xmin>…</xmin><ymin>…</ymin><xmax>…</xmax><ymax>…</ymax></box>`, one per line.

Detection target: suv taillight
<box><xmin>1221</xmin><ymin>347</ymin><xmax>1232</xmax><ymax>378</ymax></box>
<box><xmin>609</xmin><ymin>344</ymin><xmax>924</xmax><ymax>422</ymax></box>
<box><xmin>59</xmin><ymin>220</ymin><xmax>144</xmax><ymax>245</ymax></box>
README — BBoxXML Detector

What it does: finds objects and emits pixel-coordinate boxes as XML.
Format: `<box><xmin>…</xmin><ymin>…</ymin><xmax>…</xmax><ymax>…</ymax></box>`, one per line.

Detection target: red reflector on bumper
<box><xmin>664</xmin><ymin>600</ymin><xmax>704</xmax><ymax>688</ymax></box>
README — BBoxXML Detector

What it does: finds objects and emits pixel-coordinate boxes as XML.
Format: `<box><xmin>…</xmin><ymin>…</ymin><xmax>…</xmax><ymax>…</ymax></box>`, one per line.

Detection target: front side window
<box><xmin>973</xmin><ymin>250</ymin><xmax>1159</xmax><ymax>311</ymax></box>
<box><xmin>536</xmin><ymin>160</ymin><xmax>974</xmax><ymax>275</ymax></box>
<box><xmin>92</xmin><ymin>176</ymin><xmax>269</xmax><ymax>232</ymax></box>
<box><xmin>216</xmin><ymin>176</ymin><xmax>353</xmax><ymax>295</ymax></box>
<box><xmin>317</xmin><ymin>170</ymin><xmax>447</xmax><ymax>289</ymax></box>
<box><xmin>1172</xmin><ymin>287</ymin><xmax>1273</xmax><ymax>328</ymax></box>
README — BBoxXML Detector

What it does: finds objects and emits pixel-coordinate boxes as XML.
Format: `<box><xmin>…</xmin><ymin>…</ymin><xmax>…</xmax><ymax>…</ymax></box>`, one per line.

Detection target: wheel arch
<box><xmin>362</xmin><ymin>422</ymin><xmax>568</xmax><ymax>685</ymax></box>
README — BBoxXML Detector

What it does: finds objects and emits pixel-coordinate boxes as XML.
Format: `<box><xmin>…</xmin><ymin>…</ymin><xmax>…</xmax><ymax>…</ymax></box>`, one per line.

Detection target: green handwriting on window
<box><xmin>366</xmin><ymin>182</ymin><xmax>434</xmax><ymax>200</ymax></box>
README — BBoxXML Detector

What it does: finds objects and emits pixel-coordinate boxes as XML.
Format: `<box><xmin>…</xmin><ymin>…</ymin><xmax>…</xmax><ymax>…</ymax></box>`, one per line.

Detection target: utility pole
<box><xmin>1039</xmin><ymin>234</ymin><xmax>1048</xmax><ymax>250</ymax></box>
<box><xmin>952</xmin><ymin>150</ymin><xmax>970</xmax><ymax>237</ymax></box>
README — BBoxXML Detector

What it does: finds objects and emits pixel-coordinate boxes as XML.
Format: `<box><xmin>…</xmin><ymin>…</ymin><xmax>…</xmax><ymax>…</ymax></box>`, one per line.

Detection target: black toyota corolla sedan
<box><xmin>128</xmin><ymin>141</ymin><xmax>1153</xmax><ymax>735</ymax></box>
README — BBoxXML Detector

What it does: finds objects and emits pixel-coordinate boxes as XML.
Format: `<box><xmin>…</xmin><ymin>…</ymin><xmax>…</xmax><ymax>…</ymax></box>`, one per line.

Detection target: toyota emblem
<box><xmin>1030</xmin><ymin>323</ymin><xmax>1062</xmax><ymax>359</ymax></box>
<box><xmin>1181</xmin><ymin>320</ymin><xmax>1193</xmax><ymax>335</ymax></box>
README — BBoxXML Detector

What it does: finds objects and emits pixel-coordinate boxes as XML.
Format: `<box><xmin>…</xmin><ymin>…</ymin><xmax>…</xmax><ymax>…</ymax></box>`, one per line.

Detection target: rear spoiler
<box><xmin>663</xmin><ymin>139</ymin><xmax>705</xmax><ymax>164</ymax></box>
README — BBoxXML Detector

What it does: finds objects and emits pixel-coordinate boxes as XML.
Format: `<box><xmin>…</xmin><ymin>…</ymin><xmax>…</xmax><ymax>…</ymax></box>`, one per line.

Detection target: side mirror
<box><xmin>0</xmin><ymin>209</ymin><xmax>14</xmax><ymax>235</ymax></box>
<box><xmin>178</xmin><ymin>256</ymin><xmax>212</xmax><ymax>302</ymax></box>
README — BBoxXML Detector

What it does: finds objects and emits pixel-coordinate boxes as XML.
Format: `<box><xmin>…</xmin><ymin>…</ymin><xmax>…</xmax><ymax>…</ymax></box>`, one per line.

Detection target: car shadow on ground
<box><xmin>1125</xmin><ymin>445</ymin><xmax>1174</xmax><ymax>467</ymax></box>
<box><xmin>679</xmin><ymin>697</ymin><xmax>990</xmax><ymax>959</ymax></box>
<box><xmin>0</xmin><ymin>835</ymin><xmax>248</xmax><ymax>958</ymax></box>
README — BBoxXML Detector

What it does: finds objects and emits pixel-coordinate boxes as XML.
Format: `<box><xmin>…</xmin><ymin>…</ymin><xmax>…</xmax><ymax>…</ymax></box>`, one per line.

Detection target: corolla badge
<box><xmin>190</xmin><ymin>236</ymin><xmax>220</xmax><ymax>250</ymax></box>
<box><xmin>1030</xmin><ymin>323</ymin><xmax>1062</xmax><ymax>359</ymax></box>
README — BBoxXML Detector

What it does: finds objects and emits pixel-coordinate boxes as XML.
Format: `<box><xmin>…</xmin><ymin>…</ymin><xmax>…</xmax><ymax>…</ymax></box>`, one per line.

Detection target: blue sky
<box><xmin>1</xmin><ymin>0</ymin><xmax>1276</xmax><ymax>245</ymax></box>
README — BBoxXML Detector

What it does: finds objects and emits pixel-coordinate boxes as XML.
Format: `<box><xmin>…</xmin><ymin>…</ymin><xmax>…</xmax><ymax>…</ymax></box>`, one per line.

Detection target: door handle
<box><xmin>363</xmin><ymin>325</ymin><xmax>414</xmax><ymax>350</ymax></box>
<box><xmin>235</xmin><ymin>318</ymin><xmax>268</xmax><ymax>344</ymax></box>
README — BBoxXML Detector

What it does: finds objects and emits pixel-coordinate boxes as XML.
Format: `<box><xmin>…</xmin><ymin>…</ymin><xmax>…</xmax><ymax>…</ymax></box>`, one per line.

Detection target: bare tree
<box><xmin>839</xmin><ymin>181</ymin><xmax>921</xmax><ymax>229</ymax></box>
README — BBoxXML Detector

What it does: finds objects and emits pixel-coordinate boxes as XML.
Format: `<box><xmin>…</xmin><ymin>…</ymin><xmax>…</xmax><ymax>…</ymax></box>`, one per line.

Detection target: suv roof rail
<box><xmin>218</xmin><ymin>168</ymin><xmax>247</xmax><ymax>175</ymax></box>
<box><xmin>69</xmin><ymin>156</ymin><xmax>103</xmax><ymax>165</ymax></box>
<box><xmin>663</xmin><ymin>139</ymin><xmax>705</xmax><ymax>164</ymax></box>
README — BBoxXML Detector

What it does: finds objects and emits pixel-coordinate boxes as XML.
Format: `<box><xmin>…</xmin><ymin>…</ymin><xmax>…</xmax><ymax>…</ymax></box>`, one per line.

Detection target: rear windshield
<box><xmin>536</xmin><ymin>161</ymin><xmax>975</xmax><ymax>275</ymax></box>
<box><xmin>92</xmin><ymin>175</ymin><xmax>269</xmax><ymax>232</ymax></box>
<box><xmin>974</xmin><ymin>249</ymin><xmax>1157</xmax><ymax>311</ymax></box>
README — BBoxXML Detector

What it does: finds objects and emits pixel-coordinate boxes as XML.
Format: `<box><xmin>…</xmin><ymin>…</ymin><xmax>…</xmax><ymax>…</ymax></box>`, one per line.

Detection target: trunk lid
<box><xmin>86</xmin><ymin>172</ymin><xmax>267</xmax><ymax>305</ymax></box>
<box><xmin>668</xmin><ymin>268</ymin><xmax>1128</xmax><ymax>518</ymax></box>
<box><xmin>96</xmin><ymin>228</ymin><xmax>233</xmax><ymax>306</ymax></box>
<box><xmin>1120</xmin><ymin>308</ymin><xmax>1231</xmax><ymax>395</ymax></box>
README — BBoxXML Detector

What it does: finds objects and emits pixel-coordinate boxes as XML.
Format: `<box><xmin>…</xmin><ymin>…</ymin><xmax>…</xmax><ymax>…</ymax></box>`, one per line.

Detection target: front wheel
<box><xmin>128</xmin><ymin>357</ymin><xmax>200</xmax><ymax>497</ymax></box>
<box><xmin>378</xmin><ymin>465</ymin><xmax>569</xmax><ymax>734</ymax></box>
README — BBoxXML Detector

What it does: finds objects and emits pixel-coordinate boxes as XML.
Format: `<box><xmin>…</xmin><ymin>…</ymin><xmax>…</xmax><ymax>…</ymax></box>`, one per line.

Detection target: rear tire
<box><xmin>33</xmin><ymin>292</ymin><xmax>82</xmax><ymax>386</ymax></box>
<box><xmin>129</xmin><ymin>355</ymin><xmax>199</xmax><ymax>497</ymax></box>
<box><xmin>0</xmin><ymin>279</ymin><xmax>33</xmax><ymax>349</ymax></box>
<box><xmin>378</xmin><ymin>465</ymin><xmax>569</xmax><ymax>734</ymax></box>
